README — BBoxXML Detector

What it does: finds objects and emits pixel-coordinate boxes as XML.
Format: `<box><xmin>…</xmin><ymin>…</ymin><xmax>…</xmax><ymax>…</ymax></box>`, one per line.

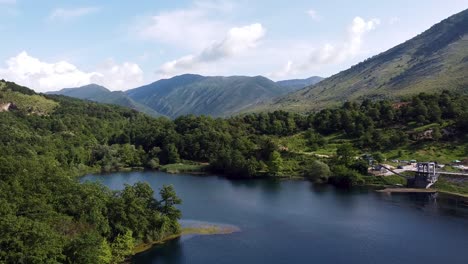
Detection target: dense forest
<box><xmin>1</xmin><ymin>80</ymin><xmax>467</xmax><ymax>262</ymax></box>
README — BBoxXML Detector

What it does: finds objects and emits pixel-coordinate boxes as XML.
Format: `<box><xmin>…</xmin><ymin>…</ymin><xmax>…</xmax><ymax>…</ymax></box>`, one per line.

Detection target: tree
<box><xmin>336</xmin><ymin>143</ymin><xmax>356</xmax><ymax>165</ymax></box>
<box><xmin>159</xmin><ymin>185</ymin><xmax>182</xmax><ymax>221</ymax></box>
<box><xmin>305</xmin><ymin>160</ymin><xmax>331</xmax><ymax>183</ymax></box>
<box><xmin>111</xmin><ymin>230</ymin><xmax>134</xmax><ymax>264</ymax></box>
<box><xmin>268</xmin><ymin>151</ymin><xmax>283</xmax><ymax>176</ymax></box>
<box><xmin>97</xmin><ymin>240</ymin><xmax>112</xmax><ymax>264</ymax></box>
<box><xmin>305</xmin><ymin>129</ymin><xmax>326</xmax><ymax>150</ymax></box>
<box><xmin>65</xmin><ymin>232</ymin><xmax>110</xmax><ymax>264</ymax></box>
<box><xmin>329</xmin><ymin>165</ymin><xmax>364</xmax><ymax>188</ymax></box>
<box><xmin>372</xmin><ymin>152</ymin><xmax>385</xmax><ymax>163</ymax></box>
<box><xmin>164</xmin><ymin>143</ymin><xmax>180</xmax><ymax>164</ymax></box>
<box><xmin>432</xmin><ymin>127</ymin><xmax>442</xmax><ymax>141</ymax></box>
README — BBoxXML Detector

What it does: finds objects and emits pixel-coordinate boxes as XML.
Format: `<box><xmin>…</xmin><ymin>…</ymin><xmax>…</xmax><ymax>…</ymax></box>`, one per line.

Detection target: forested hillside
<box><xmin>1</xmin><ymin>79</ymin><xmax>467</xmax><ymax>262</ymax></box>
<box><xmin>48</xmin><ymin>84</ymin><xmax>163</xmax><ymax>117</ymax></box>
<box><xmin>125</xmin><ymin>74</ymin><xmax>288</xmax><ymax>118</ymax></box>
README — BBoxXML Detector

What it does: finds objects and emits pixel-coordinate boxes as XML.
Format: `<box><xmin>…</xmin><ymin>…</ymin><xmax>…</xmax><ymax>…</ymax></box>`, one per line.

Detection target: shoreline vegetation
<box><xmin>133</xmin><ymin>223</ymin><xmax>240</xmax><ymax>255</ymax></box>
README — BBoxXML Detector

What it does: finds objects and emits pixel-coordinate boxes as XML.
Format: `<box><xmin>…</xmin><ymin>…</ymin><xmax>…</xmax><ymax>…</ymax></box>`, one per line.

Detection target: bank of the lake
<box><xmin>82</xmin><ymin>171</ymin><xmax>468</xmax><ymax>264</ymax></box>
<box><xmin>133</xmin><ymin>221</ymin><xmax>240</xmax><ymax>255</ymax></box>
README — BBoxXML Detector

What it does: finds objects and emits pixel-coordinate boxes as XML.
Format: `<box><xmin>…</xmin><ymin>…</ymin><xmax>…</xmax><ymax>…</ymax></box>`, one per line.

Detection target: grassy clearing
<box><xmin>160</xmin><ymin>163</ymin><xmax>209</xmax><ymax>174</ymax></box>
<box><xmin>382</xmin><ymin>141</ymin><xmax>468</xmax><ymax>164</ymax></box>
<box><xmin>433</xmin><ymin>178</ymin><xmax>468</xmax><ymax>197</ymax></box>
<box><xmin>0</xmin><ymin>90</ymin><xmax>59</xmax><ymax>114</ymax></box>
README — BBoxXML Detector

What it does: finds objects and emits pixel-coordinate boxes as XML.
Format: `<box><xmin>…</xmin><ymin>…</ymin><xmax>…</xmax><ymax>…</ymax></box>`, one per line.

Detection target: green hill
<box><xmin>48</xmin><ymin>84</ymin><xmax>164</xmax><ymax>117</ymax></box>
<box><xmin>126</xmin><ymin>74</ymin><xmax>288</xmax><ymax>118</ymax></box>
<box><xmin>260</xmin><ymin>8</ymin><xmax>468</xmax><ymax>112</ymax></box>
<box><xmin>0</xmin><ymin>80</ymin><xmax>59</xmax><ymax>114</ymax></box>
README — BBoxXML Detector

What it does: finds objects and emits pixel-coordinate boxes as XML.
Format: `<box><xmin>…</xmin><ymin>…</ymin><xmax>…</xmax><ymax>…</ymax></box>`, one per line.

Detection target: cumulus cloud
<box><xmin>271</xmin><ymin>16</ymin><xmax>379</xmax><ymax>78</ymax></box>
<box><xmin>137</xmin><ymin>2</ymin><xmax>230</xmax><ymax>50</ymax></box>
<box><xmin>0</xmin><ymin>52</ymin><xmax>144</xmax><ymax>92</ymax></box>
<box><xmin>158</xmin><ymin>23</ymin><xmax>265</xmax><ymax>77</ymax></box>
<box><xmin>91</xmin><ymin>60</ymin><xmax>144</xmax><ymax>91</ymax></box>
<box><xmin>308</xmin><ymin>16</ymin><xmax>379</xmax><ymax>65</ymax></box>
<box><xmin>48</xmin><ymin>7</ymin><xmax>100</xmax><ymax>21</ymax></box>
<box><xmin>269</xmin><ymin>60</ymin><xmax>293</xmax><ymax>79</ymax></box>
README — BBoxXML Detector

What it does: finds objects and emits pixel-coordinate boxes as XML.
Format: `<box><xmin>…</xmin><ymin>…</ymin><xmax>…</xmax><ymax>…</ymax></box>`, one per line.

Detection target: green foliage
<box><xmin>65</xmin><ymin>232</ymin><xmax>110</xmax><ymax>264</ymax></box>
<box><xmin>329</xmin><ymin>165</ymin><xmax>365</xmax><ymax>188</ymax></box>
<box><xmin>336</xmin><ymin>144</ymin><xmax>356</xmax><ymax>166</ymax></box>
<box><xmin>111</xmin><ymin>230</ymin><xmax>134</xmax><ymax>264</ymax></box>
<box><xmin>372</xmin><ymin>152</ymin><xmax>385</xmax><ymax>163</ymax></box>
<box><xmin>268</xmin><ymin>151</ymin><xmax>283</xmax><ymax>176</ymax></box>
<box><xmin>164</xmin><ymin>143</ymin><xmax>180</xmax><ymax>164</ymax></box>
<box><xmin>0</xmin><ymin>80</ymin><xmax>59</xmax><ymax>114</ymax></box>
<box><xmin>1</xmin><ymin>80</ymin><xmax>467</xmax><ymax>263</ymax></box>
<box><xmin>304</xmin><ymin>160</ymin><xmax>331</xmax><ymax>183</ymax></box>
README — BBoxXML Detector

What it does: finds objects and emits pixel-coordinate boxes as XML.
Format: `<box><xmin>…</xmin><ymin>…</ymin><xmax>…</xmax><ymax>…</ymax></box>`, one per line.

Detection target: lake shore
<box><xmin>376</xmin><ymin>188</ymin><xmax>437</xmax><ymax>194</ymax></box>
<box><xmin>133</xmin><ymin>222</ymin><xmax>240</xmax><ymax>255</ymax></box>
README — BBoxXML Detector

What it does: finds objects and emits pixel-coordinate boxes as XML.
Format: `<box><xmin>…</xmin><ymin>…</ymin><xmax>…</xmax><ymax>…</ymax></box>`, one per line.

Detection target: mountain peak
<box><xmin>262</xmin><ymin>8</ymin><xmax>468</xmax><ymax>112</ymax></box>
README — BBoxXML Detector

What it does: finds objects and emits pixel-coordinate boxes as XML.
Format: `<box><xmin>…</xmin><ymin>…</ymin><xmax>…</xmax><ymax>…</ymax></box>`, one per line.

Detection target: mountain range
<box><xmin>47</xmin><ymin>9</ymin><xmax>468</xmax><ymax>117</ymax></box>
<box><xmin>48</xmin><ymin>84</ymin><xmax>164</xmax><ymax>117</ymax></box>
<box><xmin>48</xmin><ymin>74</ymin><xmax>320</xmax><ymax>118</ymax></box>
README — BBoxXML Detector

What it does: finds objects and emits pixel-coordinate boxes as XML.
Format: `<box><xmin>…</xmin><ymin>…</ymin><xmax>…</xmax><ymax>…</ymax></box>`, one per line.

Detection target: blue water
<box><xmin>82</xmin><ymin>171</ymin><xmax>468</xmax><ymax>264</ymax></box>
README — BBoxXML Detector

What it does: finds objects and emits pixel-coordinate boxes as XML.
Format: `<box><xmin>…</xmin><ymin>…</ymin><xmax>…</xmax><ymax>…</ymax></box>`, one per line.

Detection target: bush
<box><xmin>305</xmin><ymin>160</ymin><xmax>331</xmax><ymax>183</ymax></box>
<box><xmin>329</xmin><ymin>165</ymin><xmax>364</xmax><ymax>188</ymax></box>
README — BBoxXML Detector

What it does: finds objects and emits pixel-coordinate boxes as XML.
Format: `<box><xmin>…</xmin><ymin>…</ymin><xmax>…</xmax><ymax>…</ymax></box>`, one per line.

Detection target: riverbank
<box><xmin>133</xmin><ymin>222</ymin><xmax>240</xmax><ymax>255</ymax></box>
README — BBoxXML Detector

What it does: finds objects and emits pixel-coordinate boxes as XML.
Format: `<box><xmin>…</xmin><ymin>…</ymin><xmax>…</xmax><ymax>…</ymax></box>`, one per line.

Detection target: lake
<box><xmin>82</xmin><ymin>171</ymin><xmax>468</xmax><ymax>264</ymax></box>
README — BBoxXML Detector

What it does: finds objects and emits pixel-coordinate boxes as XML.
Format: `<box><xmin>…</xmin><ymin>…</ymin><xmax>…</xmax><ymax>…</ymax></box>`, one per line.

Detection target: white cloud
<box><xmin>269</xmin><ymin>60</ymin><xmax>293</xmax><ymax>79</ymax></box>
<box><xmin>157</xmin><ymin>23</ymin><xmax>265</xmax><ymax>77</ymax></box>
<box><xmin>136</xmin><ymin>1</ymin><xmax>233</xmax><ymax>50</ymax></box>
<box><xmin>91</xmin><ymin>60</ymin><xmax>144</xmax><ymax>91</ymax></box>
<box><xmin>271</xmin><ymin>16</ymin><xmax>380</xmax><ymax>78</ymax></box>
<box><xmin>48</xmin><ymin>7</ymin><xmax>100</xmax><ymax>21</ymax></box>
<box><xmin>0</xmin><ymin>52</ymin><xmax>144</xmax><ymax>92</ymax></box>
<box><xmin>306</xmin><ymin>9</ymin><xmax>320</xmax><ymax>21</ymax></box>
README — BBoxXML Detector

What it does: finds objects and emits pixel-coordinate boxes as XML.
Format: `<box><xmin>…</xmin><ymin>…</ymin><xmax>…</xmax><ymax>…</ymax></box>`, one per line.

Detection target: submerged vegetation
<box><xmin>0</xmin><ymin>79</ymin><xmax>467</xmax><ymax>262</ymax></box>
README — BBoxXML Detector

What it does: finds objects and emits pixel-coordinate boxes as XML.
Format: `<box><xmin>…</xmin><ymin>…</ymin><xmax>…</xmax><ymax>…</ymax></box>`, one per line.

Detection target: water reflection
<box><xmin>133</xmin><ymin>238</ymin><xmax>184</xmax><ymax>264</ymax></box>
<box><xmin>377</xmin><ymin>192</ymin><xmax>468</xmax><ymax>218</ymax></box>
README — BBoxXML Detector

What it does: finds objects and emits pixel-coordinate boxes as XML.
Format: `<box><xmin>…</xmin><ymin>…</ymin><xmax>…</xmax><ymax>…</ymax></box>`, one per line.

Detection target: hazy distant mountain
<box><xmin>48</xmin><ymin>84</ymin><xmax>163</xmax><ymax>117</ymax></box>
<box><xmin>276</xmin><ymin>76</ymin><xmax>323</xmax><ymax>91</ymax></box>
<box><xmin>126</xmin><ymin>74</ymin><xmax>288</xmax><ymax>118</ymax></box>
<box><xmin>257</xmin><ymin>8</ymin><xmax>468</xmax><ymax>112</ymax></box>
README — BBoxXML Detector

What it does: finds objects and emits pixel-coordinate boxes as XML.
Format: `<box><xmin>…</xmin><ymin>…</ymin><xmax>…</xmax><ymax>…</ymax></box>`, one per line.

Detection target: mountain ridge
<box><xmin>256</xmin><ymin>8</ymin><xmax>468</xmax><ymax>112</ymax></box>
<box><xmin>49</xmin><ymin>74</ymin><xmax>323</xmax><ymax>118</ymax></box>
<box><xmin>48</xmin><ymin>84</ymin><xmax>164</xmax><ymax>117</ymax></box>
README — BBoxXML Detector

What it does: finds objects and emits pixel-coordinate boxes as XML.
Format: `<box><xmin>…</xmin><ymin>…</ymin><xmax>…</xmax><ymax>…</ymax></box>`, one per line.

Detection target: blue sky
<box><xmin>0</xmin><ymin>0</ymin><xmax>467</xmax><ymax>92</ymax></box>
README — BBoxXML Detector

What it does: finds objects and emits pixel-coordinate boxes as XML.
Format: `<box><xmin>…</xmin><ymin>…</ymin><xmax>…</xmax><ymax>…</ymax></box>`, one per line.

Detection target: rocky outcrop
<box><xmin>0</xmin><ymin>102</ymin><xmax>17</xmax><ymax>112</ymax></box>
<box><xmin>0</xmin><ymin>102</ymin><xmax>11</xmax><ymax>112</ymax></box>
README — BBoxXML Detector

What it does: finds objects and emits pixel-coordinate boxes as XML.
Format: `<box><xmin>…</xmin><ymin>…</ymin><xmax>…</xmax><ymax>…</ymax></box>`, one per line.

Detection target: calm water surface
<box><xmin>82</xmin><ymin>171</ymin><xmax>468</xmax><ymax>264</ymax></box>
